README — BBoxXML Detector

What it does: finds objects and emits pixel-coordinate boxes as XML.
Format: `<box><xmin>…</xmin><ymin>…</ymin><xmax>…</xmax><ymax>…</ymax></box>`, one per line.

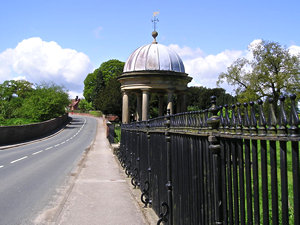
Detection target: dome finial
<box><xmin>152</xmin><ymin>31</ymin><xmax>158</xmax><ymax>44</ymax></box>
<box><xmin>151</xmin><ymin>12</ymin><xmax>159</xmax><ymax>44</ymax></box>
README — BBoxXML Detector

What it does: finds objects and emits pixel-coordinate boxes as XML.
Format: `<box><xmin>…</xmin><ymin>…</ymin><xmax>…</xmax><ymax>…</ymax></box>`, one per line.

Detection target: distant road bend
<box><xmin>0</xmin><ymin>115</ymin><xmax>97</xmax><ymax>225</ymax></box>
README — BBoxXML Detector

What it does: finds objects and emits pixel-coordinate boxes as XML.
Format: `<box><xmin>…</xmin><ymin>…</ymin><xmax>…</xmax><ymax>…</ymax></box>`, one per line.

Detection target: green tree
<box><xmin>94</xmin><ymin>78</ymin><xmax>122</xmax><ymax>117</ymax></box>
<box><xmin>83</xmin><ymin>59</ymin><xmax>124</xmax><ymax>109</ymax></box>
<box><xmin>99</xmin><ymin>59</ymin><xmax>125</xmax><ymax>84</ymax></box>
<box><xmin>79</xmin><ymin>99</ymin><xmax>93</xmax><ymax>112</ymax></box>
<box><xmin>19</xmin><ymin>83</ymin><xmax>69</xmax><ymax>121</ymax></box>
<box><xmin>0</xmin><ymin>80</ymin><xmax>33</xmax><ymax>101</ymax></box>
<box><xmin>84</xmin><ymin>59</ymin><xmax>125</xmax><ymax>114</ymax></box>
<box><xmin>83</xmin><ymin>68</ymin><xmax>104</xmax><ymax>103</ymax></box>
<box><xmin>0</xmin><ymin>80</ymin><xmax>69</xmax><ymax>125</ymax></box>
<box><xmin>186</xmin><ymin>86</ymin><xmax>235</xmax><ymax>110</ymax></box>
<box><xmin>217</xmin><ymin>40</ymin><xmax>300</xmax><ymax>106</ymax></box>
<box><xmin>0</xmin><ymin>80</ymin><xmax>33</xmax><ymax>119</ymax></box>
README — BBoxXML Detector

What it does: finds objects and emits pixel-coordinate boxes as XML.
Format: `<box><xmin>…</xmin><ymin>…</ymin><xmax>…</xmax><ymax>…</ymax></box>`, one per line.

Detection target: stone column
<box><xmin>158</xmin><ymin>94</ymin><xmax>164</xmax><ymax>116</ymax></box>
<box><xmin>176</xmin><ymin>94</ymin><xmax>181</xmax><ymax>113</ymax></box>
<box><xmin>136</xmin><ymin>92</ymin><xmax>142</xmax><ymax>121</ymax></box>
<box><xmin>122</xmin><ymin>91</ymin><xmax>129</xmax><ymax>124</ymax></box>
<box><xmin>142</xmin><ymin>89</ymin><xmax>149</xmax><ymax>121</ymax></box>
<box><xmin>167</xmin><ymin>90</ymin><xmax>174</xmax><ymax>115</ymax></box>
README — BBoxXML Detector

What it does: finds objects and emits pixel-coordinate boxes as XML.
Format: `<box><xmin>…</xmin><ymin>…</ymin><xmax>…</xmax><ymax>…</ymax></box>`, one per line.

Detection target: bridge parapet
<box><xmin>0</xmin><ymin>114</ymin><xmax>69</xmax><ymax>145</ymax></box>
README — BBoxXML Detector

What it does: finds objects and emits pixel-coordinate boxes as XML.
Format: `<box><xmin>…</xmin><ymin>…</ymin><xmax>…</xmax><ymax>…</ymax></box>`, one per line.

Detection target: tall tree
<box><xmin>83</xmin><ymin>59</ymin><xmax>125</xmax><ymax>114</ymax></box>
<box><xmin>94</xmin><ymin>78</ymin><xmax>122</xmax><ymax>117</ymax></box>
<box><xmin>99</xmin><ymin>59</ymin><xmax>125</xmax><ymax>84</ymax></box>
<box><xmin>19</xmin><ymin>83</ymin><xmax>69</xmax><ymax>121</ymax></box>
<box><xmin>0</xmin><ymin>80</ymin><xmax>33</xmax><ymax>101</ymax></box>
<box><xmin>217</xmin><ymin>40</ymin><xmax>300</xmax><ymax>107</ymax></box>
<box><xmin>0</xmin><ymin>80</ymin><xmax>33</xmax><ymax>119</ymax></box>
<box><xmin>83</xmin><ymin>68</ymin><xmax>104</xmax><ymax>103</ymax></box>
<box><xmin>0</xmin><ymin>80</ymin><xmax>69</xmax><ymax>123</ymax></box>
<box><xmin>186</xmin><ymin>86</ymin><xmax>235</xmax><ymax>110</ymax></box>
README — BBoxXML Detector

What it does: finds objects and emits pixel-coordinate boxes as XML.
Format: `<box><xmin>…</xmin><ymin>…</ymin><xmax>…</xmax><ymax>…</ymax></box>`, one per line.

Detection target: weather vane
<box><xmin>152</xmin><ymin>12</ymin><xmax>159</xmax><ymax>31</ymax></box>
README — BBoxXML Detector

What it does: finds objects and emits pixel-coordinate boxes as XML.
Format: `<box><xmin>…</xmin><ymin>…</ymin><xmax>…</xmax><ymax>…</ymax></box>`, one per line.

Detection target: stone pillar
<box><xmin>167</xmin><ymin>90</ymin><xmax>174</xmax><ymax>115</ymax></box>
<box><xmin>136</xmin><ymin>92</ymin><xmax>142</xmax><ymax>121</ymax></box>
<box><xmin>142</xmin><ymin>89</ymin><xmax>149</xmax><ymax>121</ymax></box>
<box><xmin>158</xmin><ymin>94</ymin><xmax>164</xmax><ymax>116</ymax></box>
<box><xmin>176</xmin><ymin>94</ymin><xmax>181</xmax><ymax>113</ymax></box>
<box><xmin>122</xmin><ymin>91</ymin><xmax>129</xmax><ymax>124</ymax></box>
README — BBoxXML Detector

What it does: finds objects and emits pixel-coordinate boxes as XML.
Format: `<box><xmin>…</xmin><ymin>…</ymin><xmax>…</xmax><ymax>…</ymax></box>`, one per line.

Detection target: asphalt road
<box><xmin>0</xmin><ymin>115</ymin><xmax>97</xmax><ymax>225</ymax></box>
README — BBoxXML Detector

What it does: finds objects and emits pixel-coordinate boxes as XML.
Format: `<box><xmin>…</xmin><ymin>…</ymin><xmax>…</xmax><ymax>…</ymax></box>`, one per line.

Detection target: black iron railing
<box><xmin>107</xmin><ymin>123</ymin><xmax>115</xmax><ymax>144</ymax></box>
<box><xmin>116</xmin><ymin>94</ymin><xmax>299</xmax><ymax>225</ymax></box>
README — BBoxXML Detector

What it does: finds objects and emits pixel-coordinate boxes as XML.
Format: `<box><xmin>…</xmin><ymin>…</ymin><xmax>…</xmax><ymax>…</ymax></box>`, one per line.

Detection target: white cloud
<box><xmin>169</xmin><ymin>44</ymin><xmax>244</xmax><ymax>93</ymax></box>
<box><xmin>248</xmin><ymin>39</ymin><xmax>263</xmax><ymax>51</ymax></box>
<box><xmin>289</xmin><ymin>45</ymin><xmax>300</xmax><ymax>56</ymax></box>
<box><xmin>13</xmin><ymin>76</ymin><xmax>27</xmax><ymax>81</ymax></box>
<box><xmin>168</xmin><ymin>44</ymin><xmax>203</xmax><ymax>59</ymax></box>
<box><xmin>169</xmin><ymin>40</ymin><xmax>300</xmax><ymax>95</ymax></box>
<box><xmin>68</xmin><ymin>90</ymin><xmax>84</xmax><ymax>99</ymax></box>
<box><xmin>0</xmin><ymin>37</ymin><xmax>93</xmax><ymax>97</ymax></box>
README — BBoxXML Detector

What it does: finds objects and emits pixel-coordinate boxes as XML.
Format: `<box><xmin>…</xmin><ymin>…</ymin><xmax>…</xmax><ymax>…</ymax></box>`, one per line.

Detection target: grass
<box><xmin>229</xmin><ymin>139</ymin><xmax>297</xmax><ymax>224</ymax></box>
<box><xmin>68</xmin><ymin>110</ymin><xmax>103</xmax><ymax>117</ymax></box>
<box><xmin>0</xmin><ymin>118</ymin><xmax>38</xmax><ymax>126</ymax></box>
<box><xmin>89</xmin><ymin>111</ymin><xmax>103</xmax><ymax>117</ymax></box>
<box><xmin>114</xmin><ymin>123</ymin><xmax>121</xmax><ymax>143</ymax></box>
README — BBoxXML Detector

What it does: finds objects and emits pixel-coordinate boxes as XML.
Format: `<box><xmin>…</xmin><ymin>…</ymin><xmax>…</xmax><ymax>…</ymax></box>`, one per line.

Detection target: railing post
<box><xmin>141</xmin><ymin>120</ymin><xmax>152</xmax><ymax>207</ymax></box>
<box><xmin>157</xmin><ymin>109</ymin><xmax>173</xmax><ymax>225</ymax></box>
<box><xmin>147</xmin><ymin>119</ymin><xmax>152</xmax><ymax>207</ymax></box>
<box><xmin>207</xmin><ymin>96</ymin><xmax>223</xmax><ymax>225</ymax></box>
<box><xmin>289</xmin><ymin>94</ymin><xmax>300</xmax><ymax>225</ymax></box>
<box><xmin>165</xmin><ymin>109</ymin><xmax>173</xmax><ymax>225</ymax></box>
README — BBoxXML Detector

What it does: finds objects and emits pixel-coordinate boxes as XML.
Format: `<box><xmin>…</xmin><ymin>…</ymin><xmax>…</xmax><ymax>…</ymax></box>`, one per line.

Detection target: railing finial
<box><xmin>278</xmin><ymin>95</ymin><xmax>287</xmax><ymax>136</ymax></box>
<box><xmin>289</xmin><ymin>94</ymin><xmax>299</xmax><ymax>137</ymax></box>
<box><xmin>258</xmin><ymin>99</ymin><xmax>267</xmax><ymax>136</ymax></box>
<box><xmin>267</xmin><ymin>97</ymin><xmax>277</xmax><ymax>136</ymax></box>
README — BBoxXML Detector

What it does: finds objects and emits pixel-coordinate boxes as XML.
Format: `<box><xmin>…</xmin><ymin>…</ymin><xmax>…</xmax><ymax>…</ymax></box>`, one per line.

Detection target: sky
<box><xmin>0</xmin><ymin>0</ymin><xmax>299</xmax><ymax>98</ymax></box>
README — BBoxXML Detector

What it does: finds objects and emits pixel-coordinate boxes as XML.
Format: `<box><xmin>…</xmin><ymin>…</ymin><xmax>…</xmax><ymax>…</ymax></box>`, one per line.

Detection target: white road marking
<box><xmin>11</xmin><ymin>156</ymin><xmax>28</xmax><ymax>164</ymax></box>
<box><xmin>3</xmin><ymin>118</ymin><xmax>88</xmax><ymax>168</ymax></box>
<box><xmin>32</xmin><ymin>150</ymin><xmax>43</xmax><ymax>155</ymax></box>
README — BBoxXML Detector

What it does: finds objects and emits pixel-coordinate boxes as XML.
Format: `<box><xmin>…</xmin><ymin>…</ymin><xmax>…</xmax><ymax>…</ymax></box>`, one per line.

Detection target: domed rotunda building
<box><xmin>118</xmin><ymin>31</ymin><xmax>192</xmax><ymax>123</ymax></box>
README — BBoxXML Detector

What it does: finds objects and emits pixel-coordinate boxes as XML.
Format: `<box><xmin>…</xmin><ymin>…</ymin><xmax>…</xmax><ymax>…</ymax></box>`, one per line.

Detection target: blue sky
<box><xmin>0</xmin><ymin>0</ymin><xmax>299</xmax><ymax>97</ymax></box>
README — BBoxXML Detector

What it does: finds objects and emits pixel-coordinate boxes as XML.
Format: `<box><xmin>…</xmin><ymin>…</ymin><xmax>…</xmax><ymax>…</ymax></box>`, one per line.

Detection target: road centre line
<box><xmin>11</xmin><ymin>156</ymin><xmax>28</xmax><ymax>164</ymax></box>
<box><xmin>32</xmin><ymin>150</ymin><xmax>43</xmax><ymax>155</ymax></box>
<box><xmin>2</xmin><ymin>118</ymin><xmax>87</xmax><ymax>168</ymax></box>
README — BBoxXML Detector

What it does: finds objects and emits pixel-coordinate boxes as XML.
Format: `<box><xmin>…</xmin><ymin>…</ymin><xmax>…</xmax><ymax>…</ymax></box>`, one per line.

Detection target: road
<box><xmin>0</xmin><ymin>115</ymin><xmax>97</xmax><ymax>225</ymax></box>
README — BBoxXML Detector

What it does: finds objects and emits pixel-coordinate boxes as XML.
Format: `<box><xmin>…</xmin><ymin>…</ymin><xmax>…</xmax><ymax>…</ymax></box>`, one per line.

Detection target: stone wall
<box><xmin>0</xmin><ymin>114</ymin><xmax>69</xmax><ymax>145</ymax></box>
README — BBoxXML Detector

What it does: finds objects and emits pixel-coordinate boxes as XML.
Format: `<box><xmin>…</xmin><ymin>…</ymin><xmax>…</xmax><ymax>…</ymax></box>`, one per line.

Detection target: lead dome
<box><xmin>123</xmin><ymin>42</ymin><xmax>185</xmax><ymax>73</ymax></box>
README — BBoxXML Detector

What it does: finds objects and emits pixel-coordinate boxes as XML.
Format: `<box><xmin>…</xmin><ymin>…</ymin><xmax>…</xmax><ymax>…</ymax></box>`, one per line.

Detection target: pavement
<box><xmin>37</xmin><ymin>116</ymin><xmax>158</xmax><ymax>225</ymax></box>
